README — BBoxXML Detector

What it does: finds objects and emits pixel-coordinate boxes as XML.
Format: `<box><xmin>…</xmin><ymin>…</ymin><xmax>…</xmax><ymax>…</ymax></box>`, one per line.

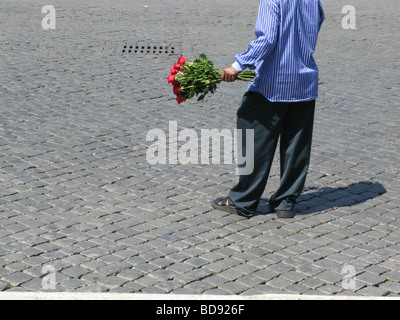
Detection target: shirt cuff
<box><xmin>232</xmin><ymin>61</ymin><xmax>245</xmax><ymax>72</ymax></box>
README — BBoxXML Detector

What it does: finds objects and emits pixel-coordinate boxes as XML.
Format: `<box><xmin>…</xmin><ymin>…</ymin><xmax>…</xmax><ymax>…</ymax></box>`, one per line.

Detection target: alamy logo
<box><xmin>146</xmin><ymin>121</ymin><xmax>254</xmax><ymax>175</ymax></box>
<box><xmin>342</xmin><ymin>5</ymin><xmax>356</xmax><ymax>30</ymax></box>
<box><xmin>42</xmin><ymin>5</ymin><xmax>56</xmax><ymax>30</ymax></box>
<box><xmin>42</xmin><ymin>265</ymin><xmax>56</xmax><ymax>290</ymax></box>
<box><xmin>341</xmin><ymin>265</ymin><xmax>357</xmax><ymax>290</ymax></box>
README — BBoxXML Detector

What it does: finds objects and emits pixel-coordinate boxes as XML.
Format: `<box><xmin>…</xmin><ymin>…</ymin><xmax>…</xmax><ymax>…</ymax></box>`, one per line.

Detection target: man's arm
<box><xmin>318</xmin><ymin>0</ymin><xmax>325</xmax><ymax>31</ymax></box>
<box><xmin>222</xmin><ymin>0</ymin><xmax>280</xmax><ymax>82</ymax></box>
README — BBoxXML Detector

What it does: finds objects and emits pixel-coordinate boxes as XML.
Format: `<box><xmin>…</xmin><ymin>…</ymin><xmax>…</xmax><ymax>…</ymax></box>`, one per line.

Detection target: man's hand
<box><xmin>222</xmin><ymin>66</ymin><xmax>239</xmax><ymax>82</ymax></box>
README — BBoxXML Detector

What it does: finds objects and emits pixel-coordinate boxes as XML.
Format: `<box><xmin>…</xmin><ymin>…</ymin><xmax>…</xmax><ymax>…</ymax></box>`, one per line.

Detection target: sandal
<box><xmin>211</xmin><ymin>197</ymin><xmax>256</xmax><ymax>218</ymax></box>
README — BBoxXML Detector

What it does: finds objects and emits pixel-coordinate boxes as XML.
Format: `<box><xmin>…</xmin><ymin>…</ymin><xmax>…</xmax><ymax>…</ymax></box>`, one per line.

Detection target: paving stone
<box><xmin>0</xmin><ymin>280</ymin><xmax>11</xmax><ymax>291</ymax></box>
<box><xmin>315</xmin><ymin>270</ymin><xmax>344</xmax><ymax>285</ymax></box>
<box><xmin>356</xmin><ymin>286</ymin><xmax>391</xmax><ymax>297</ymax></box>
<box><xmin>0</xmin><ymin>0</ymin><xmax>398</xmax><ymax>298</ymax></box>
<box><xmin>379</xmin><ymin>282</ymin><xmax>400</xmax><ymax>294</ymax></box>
<box><xmin>154</xmin><ymin>280</ymin><xmax>182</xmax><ymax>293</ymax></box>
<box><xmin>148</xmin><ymin>269</ymin><xmax>177</xmax><ymax>281</ymax></box>
<box><xmin>184</xmin><ymin>280</ymin><xmax>215</xmax><ymax>294</ymax></box>
<box><xmin>356</xmin><ymin>271</ymin><xmax>387</xmax><ymax>287</ymax></box>
<box><xmin>58</xmin><ymin>278</ymin><xmax>88</xmax><ymax>290</ymax></box>
<box><xmin>381</xmin><ymin>271</ymin><xmax>400</xmax><ymax>283</ymax></box>
<box><xmin>218</xmin><ymin>281</ymin><xmax>250</xmax><ymax>294</ymax></box>
<box><xmin>317</xmin><ymin>284</ymin><xmax>343</xmax><ymax>295</ymax></box>
<box><xmin>95</xmin><ymin>276</ymin><xmax>128</xmax><ymax>290</ymax></box>
<box><xmin>1</xmin><ymin>272</ymin><xmax>33</xmax><ymax>286</ymax></box>
<box><xmin>265</xmin><ymin>277</ymin><xmax>293</xmax><ymax>290</ymax></box>
<box><xmin>285</xmin><ymin>283</ymin><xmax>310</xmax><ymax>294</ymax></box>
<box><xmin>62</xmin><ymin>266</ymin><xmax>90</xmax><ymax>278</ymax></box>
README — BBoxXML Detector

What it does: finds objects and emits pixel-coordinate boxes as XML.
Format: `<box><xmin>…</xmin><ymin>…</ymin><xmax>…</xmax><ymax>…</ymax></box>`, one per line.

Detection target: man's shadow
<box><xmin>256</xmin><ymin>181</ymin><xmax>387</xmax><ymax>216</ymax></box>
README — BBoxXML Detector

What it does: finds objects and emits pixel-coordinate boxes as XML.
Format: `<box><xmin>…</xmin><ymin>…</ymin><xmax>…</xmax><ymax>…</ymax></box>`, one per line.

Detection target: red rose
<box><xmin>170</xmin><ymin>68</ymin><xmax>177</xmax><ymax>75</ymax></box>
<box><xmin>174</xmin><ymin>63</ymin><xmax>182</xmax><ymax>71</ymax></box>
<box><xmin>177</xmin><ymin>57</ymin><xmax>188</xmax><ymax>65</ymax></box>
<box><xmin>168</xmin><ymin>75</ymin><xmax>176</xmax><ymax>83</ymax></box>
<box><xmin>175</xmin><ymin>95</ymin><xmax>184</xmax><ymax>104</ymax></box>
<box><xmin>173</xmin><ymin>86</ymin><xmax>181</xmax><ymax>95</ymax></box>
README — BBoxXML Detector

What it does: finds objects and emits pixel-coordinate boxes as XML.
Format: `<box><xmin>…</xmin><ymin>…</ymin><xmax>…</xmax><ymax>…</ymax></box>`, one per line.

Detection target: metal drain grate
<box><xmin>121</xmin><ymin>42</ymin><xmax>182</xmax><ymax>55</ymax></box>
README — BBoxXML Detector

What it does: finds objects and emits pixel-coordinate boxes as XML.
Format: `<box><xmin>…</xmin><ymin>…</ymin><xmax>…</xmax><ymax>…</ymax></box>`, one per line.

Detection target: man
<box><xmin>212</xmin><ymin>0</ymin><xmax>325</xmax><ymax>218</ymax></box>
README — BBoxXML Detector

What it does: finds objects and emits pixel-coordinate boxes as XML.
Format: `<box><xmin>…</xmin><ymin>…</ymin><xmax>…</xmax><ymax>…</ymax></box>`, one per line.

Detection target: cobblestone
<box><xmin>0</xmin><ymin>0</ymin><xmax>399</xmax><ymax>298</ymax></box>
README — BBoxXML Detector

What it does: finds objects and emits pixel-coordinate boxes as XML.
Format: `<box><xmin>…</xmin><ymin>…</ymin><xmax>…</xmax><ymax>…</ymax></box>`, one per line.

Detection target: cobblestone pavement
<box><xmin>0</xmin><ymin>0</ymin><xmax>399</xmax><ymax>297</ymax></box>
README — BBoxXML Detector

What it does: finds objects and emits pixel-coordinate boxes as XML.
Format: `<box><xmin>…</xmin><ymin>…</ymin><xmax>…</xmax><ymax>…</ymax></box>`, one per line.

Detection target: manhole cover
<box><xmin>121</xmin><ymin>42</ymin><xmax>182</xmax><ymax>56</ymax></box>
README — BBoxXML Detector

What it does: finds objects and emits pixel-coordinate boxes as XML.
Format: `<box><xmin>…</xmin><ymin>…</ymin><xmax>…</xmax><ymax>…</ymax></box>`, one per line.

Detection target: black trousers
<box><xmin>229</xmin><ymin>92</ymin><xmax>315</xmax><ymax>212</ymax></box>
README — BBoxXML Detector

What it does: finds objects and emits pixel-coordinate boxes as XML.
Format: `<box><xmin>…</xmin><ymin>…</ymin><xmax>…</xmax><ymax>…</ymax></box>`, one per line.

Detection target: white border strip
<box><xmin>0</xmin><ymin>293</ymin><xmax>397</xmax><ymax>300</ymax></box>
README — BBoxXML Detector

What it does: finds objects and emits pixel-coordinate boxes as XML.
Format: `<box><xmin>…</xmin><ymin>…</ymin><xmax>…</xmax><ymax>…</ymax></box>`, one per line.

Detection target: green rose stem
<box><xmin>180</xmin><ymin>71</ymin><xmax>255</xmax><ymax>90</ymax></box>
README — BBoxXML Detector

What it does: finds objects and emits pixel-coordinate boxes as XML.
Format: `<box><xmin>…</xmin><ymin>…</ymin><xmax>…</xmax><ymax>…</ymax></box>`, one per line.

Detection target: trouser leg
<box><xmin>228</xmin><ymin>92</ymin><xmax>288</xmax><ymax>211</ymax></box>
<box><xmin>269</xmin><ymin>100</ymin><xmax>316</xmax><ymax>211</ymax></box>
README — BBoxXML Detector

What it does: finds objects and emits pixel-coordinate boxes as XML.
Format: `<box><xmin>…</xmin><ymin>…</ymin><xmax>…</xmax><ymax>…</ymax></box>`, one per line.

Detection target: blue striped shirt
<box><xmin>232</xmin><ymin>0</ymin><xmax>325</xmax><ymax>102</ymax></box>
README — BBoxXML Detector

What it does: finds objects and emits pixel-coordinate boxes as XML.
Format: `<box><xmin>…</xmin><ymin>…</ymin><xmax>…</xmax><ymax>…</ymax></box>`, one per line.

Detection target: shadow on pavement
<box><xmin>256</xmin><ymin>181</ymin><xmax>387</xmax><ymax>216</ymax></box>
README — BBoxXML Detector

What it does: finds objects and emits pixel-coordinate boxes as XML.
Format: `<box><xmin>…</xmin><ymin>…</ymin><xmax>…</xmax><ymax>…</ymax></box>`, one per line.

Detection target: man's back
<box><xmin>218</xmin><ymin>0</ymin><xmax>323</xmax><ymax>219</ymax></box>
<box><xmin>234</xmin><ymin>0</ymin><xmax>325</xmax><ymax>102</ymax></box>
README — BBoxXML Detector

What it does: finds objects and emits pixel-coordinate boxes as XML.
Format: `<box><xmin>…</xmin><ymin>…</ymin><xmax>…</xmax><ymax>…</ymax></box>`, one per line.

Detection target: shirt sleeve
<box><xmin>318</xmin><ymin>0</ymin><xmax>325</xmax><ymax>31</ymax></box>
<box><xmin>231</xmin><ymin>61</ymin><xmax>245</xmax><ymax>72</ymax></box>
<box><xmin>234</xmin><ymin>0</ymin><xmax>280</xmax><ymax>71</ymax></box>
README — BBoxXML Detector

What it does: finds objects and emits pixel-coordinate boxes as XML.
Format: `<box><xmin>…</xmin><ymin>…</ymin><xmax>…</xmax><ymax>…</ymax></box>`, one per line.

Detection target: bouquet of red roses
<box><xmin>168</xmin><ymin>54</ymin><xmax>256</xmax><ymax>104</ymax></box>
